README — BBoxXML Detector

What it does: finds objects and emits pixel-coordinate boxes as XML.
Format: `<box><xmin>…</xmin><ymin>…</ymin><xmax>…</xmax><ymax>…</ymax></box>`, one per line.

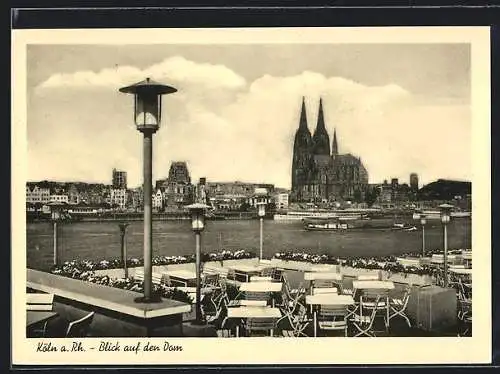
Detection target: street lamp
<box><xmin>120</xmin><ymin>78</ymin><xmax>177</xmax><ymax>303</ymax></box>
<box><xmin>255</xmin><ymin>188</ymin><xmax>268</xmax><ymax>261</ymax></box>
<box><xmin>439</xmin><ymin>203</ymin><xmax>453</xmax><ymax>288</ymax></box>
<box><xmin>118</xmin><ymin>222</ymin><xmax>129</xmax><ymax>279</ymax></box>
<box><xmin>50</xmin><ymin>202</ymin><xmax>65</xmax><ymax>267</ymax></box>
<box><xmin>186</xmin><ymin>203</ymin><xmax>210</xmax><ymax>324</ymax></box>
<box><xmin>419</xmin><ymin>213</ymin><xmax>427</xmax><ymax>257</ymax></box>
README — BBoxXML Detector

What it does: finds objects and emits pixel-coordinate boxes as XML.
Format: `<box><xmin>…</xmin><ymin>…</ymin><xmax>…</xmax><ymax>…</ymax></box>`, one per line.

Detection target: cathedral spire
<box><xmin>332</xmin><ymin>128</ymin><xmax>338</xmax><ymax>156</ymax></box>
<box><xmin>312</xmin><ymin>97</ymin><xmax>330</xmax><ymax>155</ymax></box>
<box><xmin>299</xmin><ymin>96</ymin><xmax>308</xmax><ymax>130</ymax></box>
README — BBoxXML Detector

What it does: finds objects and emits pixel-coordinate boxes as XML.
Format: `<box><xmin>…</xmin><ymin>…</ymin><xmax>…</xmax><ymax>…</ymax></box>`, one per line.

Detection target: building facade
<box><xmin>112</xmin><ymin>168</ymin><xmax>127</xmax><ymax>189</ymax></box>
<box><xmin>110</xmin><ymin>188</ymin><xmax>127</xmax><ymax>210</ymax></box>
<box><xmin>159</xmin><ymin>161</ymin><xmax>194</xmax><ymax>210</ymax></box>
<box><xmin>290</xmin><ymin>98</ymin><xmax>369</xmax><ymax>203</ymax></box>
<box><xmin>26</xmin><ymin>184</ymin><xmax>51</xmax><ymax>204</ymax></box>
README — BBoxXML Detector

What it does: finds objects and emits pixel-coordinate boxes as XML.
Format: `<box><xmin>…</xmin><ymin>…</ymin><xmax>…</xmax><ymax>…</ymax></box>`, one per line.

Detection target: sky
<box><xmin>27</xmin><ymin>43</ymin><xmax>471</xmax><ymax>189</ymax></box>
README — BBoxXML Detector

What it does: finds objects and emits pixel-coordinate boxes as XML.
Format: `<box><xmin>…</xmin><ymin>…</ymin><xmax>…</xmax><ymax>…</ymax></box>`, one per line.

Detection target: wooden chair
<box><xmin>388</xmin><ymin>286</ymin><xmax>411</xmax><ymax>328</ymax></box>
<box><xmin>244</xmin><ymin>291</ymin><xmax>271</xmax><ymax>305</ymax></box>
<box><xmin>244</xmin><ymin>318</ymin><xmax>277</xmax><ymax>337</ymax></box>
<box><xmin>350</xmin><ymin>296</ymin><xmax>381</xmax><ymax>337</ymax></box>
<box><xmin>202</xmin><ymin>273</ymin><xmax>220</xmax><ymax>288</ymax></box>
<box><xmin>317</xmin><ymin>305</ymin><xmax>349</xmax><ymax>337</ymax></box>
<box><xmin>65</xmin><ymin>312</ymin><xmax>95</xmax><ymax>338</ymax></box>
<box><xmin>359</xmin><ymin>290</ymin><xmax>389</xmax><ymax>331</ymax></box>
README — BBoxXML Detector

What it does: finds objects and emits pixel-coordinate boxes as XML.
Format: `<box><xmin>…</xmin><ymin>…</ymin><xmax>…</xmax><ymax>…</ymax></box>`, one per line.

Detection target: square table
<box><xmin>305</xmin><ymin>294</ymin><xmax>355</xmax><ymax>337</ymax></box>
<box><xmin>250</xmin><ymin>276</ymin><xmax>273</xmax><ymax>282</ymax></box>
<box><xmin>304</xmin><ymin>272</ymin><xmax>343</xmax><ymax>281</ymax></box>
<box><xmin>27</xmin><ymin>311</ymin><xmax>58</xmax><ymax>329</ymax></box>
<box><xmin>228</xmin><ymin>264</ymin><xmax>265</xmax><ymax>282</ymax></box>
<box><xmin>227</xmin><ymin>306</ymin><xmax>282</xmax><ymax>337</ymax></box>
<box><xmin>239</xmin><ymin>282</ymin><xmax>283</xmax><ymax>307</ymax></box>
<box><xmin>166</xmin><ymin>270</ymin><xmax>198</xmax><ymax>286</ymax></box>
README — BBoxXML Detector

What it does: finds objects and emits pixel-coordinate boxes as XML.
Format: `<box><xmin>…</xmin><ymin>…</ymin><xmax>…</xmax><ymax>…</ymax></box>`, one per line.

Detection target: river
<box><xmin>27</xmin><ymin>219</ymin><xmax>471</xmax><ymax>271</ymax></box>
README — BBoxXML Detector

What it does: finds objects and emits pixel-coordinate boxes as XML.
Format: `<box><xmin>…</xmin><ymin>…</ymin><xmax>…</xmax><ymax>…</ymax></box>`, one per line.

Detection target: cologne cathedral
<box><xmin>291</xmin><ymin>98</ymin><xmax>369</xmax><ymax>203</ymax></box>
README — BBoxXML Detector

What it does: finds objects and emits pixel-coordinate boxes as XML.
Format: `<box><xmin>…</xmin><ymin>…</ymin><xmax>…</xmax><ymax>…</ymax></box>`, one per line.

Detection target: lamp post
<box><xmin>254</xmin><ymin>188</ymin><xmax>268</xmax><ymax>261</ymax></box>
<box><xmin>118</xmin><ymin>222</ymin><xmax>129</xmax><ymax>279</ymax></box>
<box><xmin>50</xmin><ymin>203</ymin><xmax>64</xmax><ymax>267</ymax></box>
<box><xmin>439</xmin><ymin>203</ymin><xmax>453</xmax><ymax>288</ymax></box>
<box><xmin>419</xmin><ymin>214</ymin><xmax>427</xmax><ymax>257</ymax></box>
<box><xmin>186</xmin><ymin>203</ymin><xmax>210</xmax><ymax>324</ymax></box>
<box><xmin>119</xmin><ymin>78</ymin><xmax>177</xmax><ymax>303</ymax></box>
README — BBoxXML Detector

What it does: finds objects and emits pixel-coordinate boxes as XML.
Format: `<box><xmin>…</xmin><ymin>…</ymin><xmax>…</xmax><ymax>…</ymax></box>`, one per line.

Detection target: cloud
<box><xmin>29</xmin><ymin>61</ymin><xmax>470</xmax><ymax>189</ymax></box>
<box><xmin>36</xmin><ymin>56</ymin><xmax>247</xmax><ymax>91</ymax></box>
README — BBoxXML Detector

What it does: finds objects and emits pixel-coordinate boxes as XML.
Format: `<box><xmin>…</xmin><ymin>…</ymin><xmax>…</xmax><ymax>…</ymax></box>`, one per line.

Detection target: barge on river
<box><xmin>303</xmin><ymin>217</ymin><xmax>417</xmax><ymax>232</ymax></box>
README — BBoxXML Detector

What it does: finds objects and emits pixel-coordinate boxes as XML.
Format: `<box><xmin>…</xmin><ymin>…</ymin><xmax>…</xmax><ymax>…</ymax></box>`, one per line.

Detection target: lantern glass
<box><xmin>191</xmin><ymin>211</ymin><xmax>205</xmax><ymax>232</ymax></box>
<box><xmin>420</xmin><ymin>217</ymin><xmax>426</xmax><ymax>225</ymax></box>
<box><xmin>135</xmin><ymin>93</ymin><xmax>161</xmax><ymax>130</ymax></box>
<box><xmin>258</xmin><ymin>203</ymin><xmax>266</xmax><ymax>217</ymax></box>
<box><xmin>441</xmin><ymin>214</ymin><xmax>450</xmax><ymax>224</ymax></box>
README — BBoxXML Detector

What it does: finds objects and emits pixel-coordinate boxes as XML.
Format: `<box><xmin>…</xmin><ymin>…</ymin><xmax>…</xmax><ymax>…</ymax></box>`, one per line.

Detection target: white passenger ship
<box><xmin>273</xmin><ymin>208</ymin><xmax>381</xmax><ymax>222</ymax></box>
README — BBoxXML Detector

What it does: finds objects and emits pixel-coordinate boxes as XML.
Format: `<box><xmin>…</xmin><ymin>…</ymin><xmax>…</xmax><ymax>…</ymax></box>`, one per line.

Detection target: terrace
<box><xmin>26</xmin><ymin>249</ymin><xmax>472</xmax><ymax>338</ymax></box>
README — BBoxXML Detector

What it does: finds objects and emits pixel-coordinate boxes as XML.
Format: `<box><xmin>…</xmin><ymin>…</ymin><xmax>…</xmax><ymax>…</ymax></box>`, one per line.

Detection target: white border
<box><xmin>12</xmin><ymin>27</ymin><xmax>491</xmax><ymax>365</ymax></box>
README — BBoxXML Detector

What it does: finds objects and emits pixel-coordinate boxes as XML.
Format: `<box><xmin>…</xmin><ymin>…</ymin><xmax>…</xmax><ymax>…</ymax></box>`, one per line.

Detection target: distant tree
<box><xmin>267</xmin><ymin>202</ymin><xmax>277</xmax><ymax>211</ymax></box>
<box><xmin>353</xmin><ymin>189</ymin><xmax>362</xmax><ymax>203</ymax></box>
<box><xmin>364</xmin><ymin>187</ymin><xmax>380</xmax><ymax>207</ymax></box>
<box><xmin>239</xmin><ymin>202</ymin><xmax>250</xmax><ymax>212</ymax></box>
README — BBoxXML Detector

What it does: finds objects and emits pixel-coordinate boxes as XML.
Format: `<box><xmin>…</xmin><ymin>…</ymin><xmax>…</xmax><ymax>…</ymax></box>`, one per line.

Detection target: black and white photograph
<box><xmin>12</xmin><ymin>26</ymin><xmax>491</xmax><ymax>365</ymax></box>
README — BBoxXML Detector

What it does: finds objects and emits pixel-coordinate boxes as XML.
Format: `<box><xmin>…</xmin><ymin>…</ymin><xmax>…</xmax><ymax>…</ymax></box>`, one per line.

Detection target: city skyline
<box><xmin>27</xmin><ymin>43</ymin><xmax>471</xmax><ymax>189</ymax></box>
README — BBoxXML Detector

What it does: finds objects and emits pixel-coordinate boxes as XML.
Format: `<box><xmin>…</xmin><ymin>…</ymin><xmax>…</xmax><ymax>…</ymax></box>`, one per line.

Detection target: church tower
<box><xmin>291</xmin><ymin>98</ymin><xmax>312</xmax><ymax>199</ymax></box>
<box><xmin>332</xmin><ymin>128</ymin><xmax>338</xmax><ymax>157</ymax></box>
<box><xmin>312</xmin><ymin>98</ymin><xmax>331</xmax><ymax>156</ymax></box>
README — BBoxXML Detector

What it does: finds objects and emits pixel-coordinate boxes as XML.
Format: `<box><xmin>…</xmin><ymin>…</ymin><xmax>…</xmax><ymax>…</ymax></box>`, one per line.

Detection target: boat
<box><xmin>274</xmin><ymin>208</ymin><xmax>382</xmax><ymax>222</ymax></box>
<box><xmin>304</xmin><ymin>219</ymin><xmax>350</xmax><ymax>231</ymax></box>
<box><xmin>303</xmin><ymin>216</ymin><xmax>408</xmax><ymax>231</ymax></box>
<box><xmin>412</xmin><ymin>210</ymin><xmax>471</xmax><ymax>220</ymax></box>
<box><xmin>392</xmin><ymin>223</ymin><xmax>418</xmax><ymax>231</ymax></box>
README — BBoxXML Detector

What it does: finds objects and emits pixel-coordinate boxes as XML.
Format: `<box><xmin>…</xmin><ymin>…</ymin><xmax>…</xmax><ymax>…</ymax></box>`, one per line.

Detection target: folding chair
<box><xmin>244</xmin><ymin>318</ymin><xmax>277</xmax><ymax>337</ymax></box>
<box><xmin>202</xmin><ymin>273</ymin><xmax>220</xmax><ymax>288</ymax></box>
<box><xmin>350</xmin><ymin>296</ymin><xmax>381</xmax><ymax>337</ymax></box>
<box><xmin>65</xmin><ymin>311</ymin><xmax>95</xmax><ymax>337</ymax></box>
<box><xmin>359</xmin><ymin>290</ymin><xmax>389</xmax><ymax>331</ymax></box>
<box><xmin>245</xmin><ymin>291</ymin><xmax>271</xmax><ymax>305</ymax></box>
<box><xmin>458</xmin><ymin>299</ymin><xmax>472</xmax><ymax>336</ymax></box>
<box><xmin>317</xmin><ymin>305</ymin><xmax>349</xmax><ymax>337</ymax></box>
<box><xmin>388</xmin><ymin>286</ymin><xmax>411</xmax><ymax>328</ymax></box>
<box><xmin>279</xmin><ymin>302</ymin><xmax>311</xmax><ymax>337</ymax></box>
<box><xmin>260</xmin><ymin>267</ymin><xmax>277</xmax><ymax>278</ymax></box>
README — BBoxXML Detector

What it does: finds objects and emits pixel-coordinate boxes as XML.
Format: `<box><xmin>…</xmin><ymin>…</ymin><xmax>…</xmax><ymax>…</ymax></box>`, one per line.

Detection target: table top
<box><xmin>312</xmin><ymin>287</ymin><xmax>338</xmax><ymax>295</ymax></box>
<box><xmin>306</xmin><ymin>294</ymin><xmax>355</xmax><ymax>306</ymax></box>
<box><xmin>239</xmin><ymin>282</ymin><xmax>283</xmax><ymax>292</ymax></box>
<box><xmin>250</xmin><ymin>276</ymin><xmax>273</xmax><ymax>282</ymax></box>
<box><xmin>449</xmin><ymin>268</ymin><xmax>472</xmax><ymax>275</ymax></box>
<box><xmin>310</xmin><ymin>265</ymin><xmax>338</xmax><ymax>272</ymax></box>
<box><xmin>166</xmin><ymin>270</ymin><xmax>197</xmax><ymax>280</ymax></box>
<box><xmin>229</xmin><ymin>300</ymin><xmax>268</xmax><ymax>307</ymax></box>
<box><xmin>229</xmin><ymin>264</ymin><xmax>264</xmax><ymax>273</ymax></box>
<box><xmin>304</xmin><ymin>272</ymin><xmax>343</xmax><ymax>281</ymax></box>
<box><xmin>352</xmin><ymin>280</ymin><xmax>395</xmax><ymax>290</ymax></box>
<box><xmin>227</xmin><ymin>306</ymin><xmax>282</xmax><ymax>318</ymax></box>
<box><xmin>27</xmin><ymin>311</ymin><xmax>58</xmax><ymax>327</ymax></box>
